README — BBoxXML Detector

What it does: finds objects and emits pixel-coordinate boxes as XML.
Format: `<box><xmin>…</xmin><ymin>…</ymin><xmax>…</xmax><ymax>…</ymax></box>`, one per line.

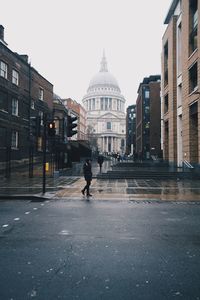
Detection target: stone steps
<box><xmin>97</xmin><ymin>170</ymin><xmax>198</xmax><ymax>180</ymax></box>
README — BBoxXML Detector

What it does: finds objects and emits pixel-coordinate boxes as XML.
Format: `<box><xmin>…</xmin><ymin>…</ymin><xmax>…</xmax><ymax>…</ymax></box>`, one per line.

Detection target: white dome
<box><xmin>87</xmin><ymin>52</ymin><xmax>120</xmax><ymax>93</ymax></box>
<box><xmin>88</xmin><ymin>71</ymin><xmax>120</xmax><ymax>90</ymax></box>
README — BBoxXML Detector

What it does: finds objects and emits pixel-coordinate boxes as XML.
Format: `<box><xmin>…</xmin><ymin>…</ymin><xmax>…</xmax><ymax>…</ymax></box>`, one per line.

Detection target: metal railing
<box><xmin>183</xmin><ymin>159</ymin><xmax>194</xmax><ymax>169</ymax></box>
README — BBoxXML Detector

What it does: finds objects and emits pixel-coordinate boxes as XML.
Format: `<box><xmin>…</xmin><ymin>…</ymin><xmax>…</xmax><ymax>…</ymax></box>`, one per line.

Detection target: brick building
<box><xmin>162</xmin><ymin>0</ymin><xmax>199</xmax><ymax>167</ymax></box>
<box><xmin>52</xmin><ymin>95</ymin><xmax>69</xmax><ymax>170</ymax></box>
<box><xmin>0</xmin><ymin>25</ymin><xmax>53</xmax><ymax>177</ymax></box>
<box><xmin>62</xmin><ymin>98</ymin><xmax>91</xmax><ymax>161</ymax></box>
<box><xmin>136</xmin><ymin>76</ymin><xmax>161</xmax><ymax>160</ymax></box>
<box><xmin>62</xmin><ymin>98</ymin><xmax>87</xmax><ymax>141</ymax></box>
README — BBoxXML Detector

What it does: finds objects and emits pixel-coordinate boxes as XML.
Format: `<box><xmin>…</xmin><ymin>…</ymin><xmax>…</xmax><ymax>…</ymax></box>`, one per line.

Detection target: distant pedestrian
<box><xmin>81</xmin><ymin>159</ymin><xmax>93</xmax><ymax>197</ymax></box>
<box><xmin>117</xmin><ymin>153</ymin><xmax>121</xmax><ymax>162</ymax></box>
<box><xmin>97</xmin><ymin>155</ymin><xmax>104</xmax><ymax>173</ymax></box>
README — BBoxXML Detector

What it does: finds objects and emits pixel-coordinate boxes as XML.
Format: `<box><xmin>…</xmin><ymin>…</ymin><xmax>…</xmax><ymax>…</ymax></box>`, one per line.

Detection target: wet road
<box><xmin>0</xmin><ymin>199</ymin><xmax>200</xmax><ymax>299</ymax></box>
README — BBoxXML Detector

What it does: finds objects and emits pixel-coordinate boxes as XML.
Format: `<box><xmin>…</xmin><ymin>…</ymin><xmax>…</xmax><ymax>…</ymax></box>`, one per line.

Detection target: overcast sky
<box><xmin>1</xmin><ymin>0</ymin><xmax>171</xmax><ymax>108</ymax></box>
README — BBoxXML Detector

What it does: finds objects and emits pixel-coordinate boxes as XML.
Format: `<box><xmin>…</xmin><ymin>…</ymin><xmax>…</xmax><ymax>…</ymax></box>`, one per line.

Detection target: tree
<box><xmin>86</xmin><ymin>125</ymin><xmax>98</xmax><ymax>155</ymax></box>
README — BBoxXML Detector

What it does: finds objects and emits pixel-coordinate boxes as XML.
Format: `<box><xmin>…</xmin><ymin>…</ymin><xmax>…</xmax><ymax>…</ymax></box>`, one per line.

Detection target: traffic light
<box><xmin>47</xmin><ymin>121</ymin><xmax>56</xmax><ymax>136</ymax></box>
<box><xmin>67</xmin><ymin>115</ymin><xmax>78</xmax><ymax>137</ymax></box>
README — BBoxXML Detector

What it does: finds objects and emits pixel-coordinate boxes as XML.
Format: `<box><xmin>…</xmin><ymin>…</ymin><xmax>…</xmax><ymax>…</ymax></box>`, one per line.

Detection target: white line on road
<box><xmin>2</xmin><ymin>224</ymin><xmax>9</xmax><ymax>228</ymax></box>
<box><xmin>14</xmin><ymin>218</ymin><xmax>20</xmax><ymax>221</ymax></box>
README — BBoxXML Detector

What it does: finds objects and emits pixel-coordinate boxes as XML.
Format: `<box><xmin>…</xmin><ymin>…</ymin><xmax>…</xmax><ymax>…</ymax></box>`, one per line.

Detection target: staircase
<box><xmin>97</xmin><ymin>161</ymin><xmax>200</xmax><ymax>180</ymax></box>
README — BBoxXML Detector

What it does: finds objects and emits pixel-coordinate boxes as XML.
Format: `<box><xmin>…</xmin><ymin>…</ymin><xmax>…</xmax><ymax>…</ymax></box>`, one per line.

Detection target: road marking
<box><xmin>2</xmin><ymin>224</ymin><xmax>9</xmax><ymax>228</ymax></box>
<box><xmin>25</xmin><ymin>211</ymin><xmax>30</xmax><ymax>215</ymax></box>
<box><xmin>14</xmin><ymin>218</ymin><xmax>20</xmax><ymax>221</ymax></box>
<box><xmin>59</xmin><ymin>230</ymin><xmax>71</xmax><ymax>235</ymax></box>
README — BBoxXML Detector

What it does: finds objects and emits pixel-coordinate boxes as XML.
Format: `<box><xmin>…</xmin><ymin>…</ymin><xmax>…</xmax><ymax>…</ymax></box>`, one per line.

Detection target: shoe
<box><xmin>81</xmin><ymin>190</ymin><xmax>85</xmax><ymax>195</ymax></box>
<box><xmin>87</xmin><ymin>194</ymin><xmax>92</xmax><ymax>197</ymax></box>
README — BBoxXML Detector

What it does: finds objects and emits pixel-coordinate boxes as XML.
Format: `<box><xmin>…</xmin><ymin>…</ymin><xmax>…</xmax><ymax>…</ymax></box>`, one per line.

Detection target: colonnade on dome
<box><xmin>84</xmin><ymin>97</ymin><xmax>125</xmax><ymax>112</ymax></box>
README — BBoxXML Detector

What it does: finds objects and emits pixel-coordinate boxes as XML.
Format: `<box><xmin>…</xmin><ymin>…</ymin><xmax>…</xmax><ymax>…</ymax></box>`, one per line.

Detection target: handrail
<box><xmin>183</xmin><ymin>160</ymin><xmax>194</xmax><ymax>169</ymax></box>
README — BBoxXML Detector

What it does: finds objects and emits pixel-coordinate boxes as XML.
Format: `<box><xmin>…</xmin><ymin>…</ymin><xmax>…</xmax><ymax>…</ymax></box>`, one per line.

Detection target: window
<box><xmin>189</xmin><ymin>26</ymin><xmax>198</xmax><ymax>54</ymax></box>
<box><xmin>38</xmin><ymin>111</ymin><xmax>43</xmax><ymax>125</ymax></box>
<box><xmin>193</xmin><ymin>10</ymin><xmax>198</xmax><ymax>28</ymax></box>
<box><xmin>100</xmin><ymin>98</ymin><xmax>104</xmax><ymax>110</ymax></box>
<box><xmin>92</xmin><ymin>98</ymin><xmax>95</xmax><ymax>110</ymax></box>
<box><xmin>164</xmin><ymin>42</ymin><xmax>168</xmax><ymax>86</ymax></box>
<box><xmin>164</xmin><ymin>94</ymin><xmax>169</xmax><ymax>113</ymax></box>
<box><xmin>189</xmin><ymin>0</ymin><xmax>198</xmax><ymax>55</ymax></box>
<box><xmin>109</xmin><ymin>98</ymin><xmax>112</xmax><ymax>110</ymax></box>
<box><xmin>12</xmin><ymin>69</ymin><xmax>19</xmax><ymax>85</ymax></box>
<box><xmin>117</xmin><ymin>99</ymin><xmax>119</xmax><ymax>111</ymax></box>
<box><xmin>177</xmin><ymin>22</ymin><xmax>182</xmax><ymax>75</ymax></box>
<box><xmin>105</xmin><ymin>98</ymin><xmax>108</xmax><ymax>110</ymax></box>
<box><xmin>145</xmin><ymin>90</ymin><xmax>150</xmax><ymax>98</ymax></box>
<box><xmin>145</xmin><ymin>106</ymin><xmax>150</xmax><ymax>114</ymax></box>
<box><xmin>12</xmin><ymin>98</ymin><xmax>18</xmax><ymax>116</ymax></box>
<box><xmin>11</xmin><ymin>131</ymin><xmax>19</xmax><ymax>149</ymax></box>
<box><xmin>189</xmin><ymin>62</ymin><xmax>198</xmax><ymax>93</ymax></box>
<box><xmin>177</xmin><ymin>84</ymin><xmax>182</xmax><ymax>107</ymax></box>
<box><xmin>39</xmin><ymin>88</ymin><xmax>44</xmax><ymax>100</ymax></box>
<box><xmin>0</xmin><ymin>127</ymin><xmax>6</xmax><ymax>148</ymax></box>
<box><xmin>107</xmin><ymin>122</ymin><xmax>111</xmax><ymax>130</ymax></box>
<box><xmin>0</xmin><ymin>90</ymin><xmax>8</xmax><ymax>111</ymax></box>
<box><xmin>31</xmin><ymin>99</ymin><xmax>35</xmax><ymax>110</ymax></box>
<box><xmin>145</xmin><ymin>122</ymin><xmax>150</xmax><ymax>129</ymax></box>
<box><xmin>37</xmin><ymin>137</ymin><xmax>42</xmax><ymax>152</ymax></box>
<box><xmin>0</xmin><ymin>61</ymin><xmax>8</xmax><ymax>79</ymax></box>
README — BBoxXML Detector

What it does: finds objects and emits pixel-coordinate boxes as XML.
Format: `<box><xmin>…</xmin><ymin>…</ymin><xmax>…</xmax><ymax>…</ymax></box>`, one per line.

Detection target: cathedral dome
<box><xmin>87</xmin><ymin>52</ymin><xmax>120</xmax><ymax>93</ymax></box>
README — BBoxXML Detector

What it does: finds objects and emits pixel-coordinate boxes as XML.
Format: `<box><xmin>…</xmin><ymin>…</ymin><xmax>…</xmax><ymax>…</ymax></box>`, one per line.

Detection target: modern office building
<box><xmin>136</xmin><ymin>75</ymin><xmax>161</xmax><ymax>160</ymax></box>
<box><xmin>126</xmin><ymin>104</ymin><xmax>136</xmax><ymax>155</ymax></box>
<box><xmin>162</xmin><ymin>0</ymin><xmax>199</xmax><ymax>167</ymax></box>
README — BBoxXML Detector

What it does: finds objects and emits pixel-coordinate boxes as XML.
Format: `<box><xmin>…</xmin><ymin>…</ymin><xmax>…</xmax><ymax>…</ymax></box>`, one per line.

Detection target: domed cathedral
<box><xmin>82</xmin><ymin>52</ymin><xmax>126</xmax><ymax>155</ymax></box>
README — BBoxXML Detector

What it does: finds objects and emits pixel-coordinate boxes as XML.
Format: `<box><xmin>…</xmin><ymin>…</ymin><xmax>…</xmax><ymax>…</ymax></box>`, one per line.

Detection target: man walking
<box><xmin>97</xmin><ymin>154</ymin><xmax>104</xmax><ymax>173</ymax></box>
<box><xmin>81</xmin><ymin>158</ymin><xmax>93</xmax><ymax>197</ymax></box>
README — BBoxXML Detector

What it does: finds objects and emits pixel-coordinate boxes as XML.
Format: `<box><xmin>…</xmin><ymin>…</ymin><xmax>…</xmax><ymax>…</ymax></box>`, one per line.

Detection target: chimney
<box><xmin>0</xmin><ymin>25</ymin><xmax>4</xmax><ymax>41</ymax></box>
<box><xmin>0</xmin><ymin>25</ymin><xmax>8</xmax><ymax>46</ymax></box>
<box><xmin>19</xmin><ymin>54</ymin><xmax>29</xmax><ymax>63</ymax></box>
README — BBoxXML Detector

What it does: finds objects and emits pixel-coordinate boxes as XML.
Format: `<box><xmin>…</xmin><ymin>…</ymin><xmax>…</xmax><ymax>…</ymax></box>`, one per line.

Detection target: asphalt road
<box><xmin>0</xmin><ymin>199</ymin><xmax>200</xmax><ymax>300</ymax></box>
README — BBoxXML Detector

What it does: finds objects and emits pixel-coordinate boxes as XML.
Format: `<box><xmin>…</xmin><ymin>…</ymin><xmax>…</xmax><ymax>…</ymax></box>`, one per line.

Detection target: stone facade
<box><xmin>82</xmin><ymin>53</ymin><xmax>126</xmax><ymax>155</ymax></box>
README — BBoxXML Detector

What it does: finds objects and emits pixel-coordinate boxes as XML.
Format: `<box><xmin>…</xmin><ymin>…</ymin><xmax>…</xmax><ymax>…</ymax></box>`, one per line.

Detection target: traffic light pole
<box><xmin>42</xmin><ymin>114</ymin><xmax>47</xmax><ymax>194</ymax></box>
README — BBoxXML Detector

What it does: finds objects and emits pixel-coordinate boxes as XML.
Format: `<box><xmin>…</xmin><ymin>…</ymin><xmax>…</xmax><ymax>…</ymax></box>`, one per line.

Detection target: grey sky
<box><xmin>1</xmin><ymin>0</ymin><xmax>171</xmax><ymax>108</ymax></box>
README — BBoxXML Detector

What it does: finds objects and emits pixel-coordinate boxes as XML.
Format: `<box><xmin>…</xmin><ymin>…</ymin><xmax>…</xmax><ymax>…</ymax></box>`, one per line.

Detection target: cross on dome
<box><xmin>100</xmin><ymin>50</ymin><xmax>108</xmax><ymax>72</ymax></box>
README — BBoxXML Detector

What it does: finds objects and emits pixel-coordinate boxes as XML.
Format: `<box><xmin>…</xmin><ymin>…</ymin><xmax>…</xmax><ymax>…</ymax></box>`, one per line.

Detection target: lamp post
<box><xmin>42</xmin><ymin>113</ymin><xmax>47</xmax><ymax>194</ymax></box>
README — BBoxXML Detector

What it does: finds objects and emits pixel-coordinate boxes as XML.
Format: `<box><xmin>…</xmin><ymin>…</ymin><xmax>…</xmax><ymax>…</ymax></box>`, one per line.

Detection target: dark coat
<box><xmin>83</xmin><ymin>161</ymin><xmax>92</xmax><ymax>181</ymax></box>
<box><xmin>97</xmin><ymin>155</ymin><xmax>104</xmax><ymax>165</ymax></box>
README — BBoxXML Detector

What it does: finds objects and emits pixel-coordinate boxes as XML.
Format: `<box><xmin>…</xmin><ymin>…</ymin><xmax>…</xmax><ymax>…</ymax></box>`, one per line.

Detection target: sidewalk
<box><xmin>0</xmin><ymin>159</ymin><xmax>200</xmax><ymax>202</ymax></box>
<box><xmin>0</xmin><ymin>159</ymin><xmax>113</xmax><ymax>200</ymax></box>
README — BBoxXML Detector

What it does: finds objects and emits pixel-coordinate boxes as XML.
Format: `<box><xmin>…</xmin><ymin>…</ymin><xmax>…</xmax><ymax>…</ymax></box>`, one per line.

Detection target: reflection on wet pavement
<box><xmin>54</xmin><ymin>177</ymin><xmax>200</xmax><ymax>202</ymax></box>
<box><xmin>1</xmin><ymin>159</ymin><xmax>200</xmax><ymax>202</ymax></box>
